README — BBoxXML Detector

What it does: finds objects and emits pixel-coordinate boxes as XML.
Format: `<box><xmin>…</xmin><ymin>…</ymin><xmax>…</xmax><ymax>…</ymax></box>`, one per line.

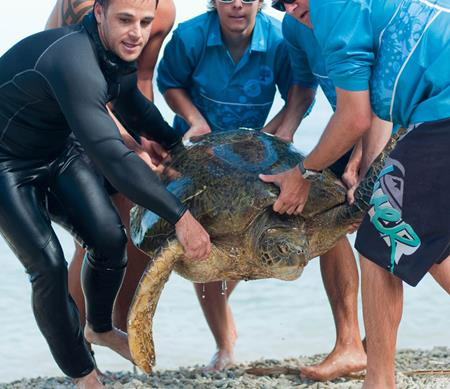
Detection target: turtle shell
<box><xmin>131</xmin><ymin>129</ymin><xmax>345</xmax><ymax>253</ymax></box>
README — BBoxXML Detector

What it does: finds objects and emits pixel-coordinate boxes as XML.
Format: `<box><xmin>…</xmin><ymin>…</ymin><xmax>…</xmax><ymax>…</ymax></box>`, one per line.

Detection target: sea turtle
<box><xmin>127</xmin><ymin>128</ymin><xmax>400</xmax><ymax>373</ymax></box>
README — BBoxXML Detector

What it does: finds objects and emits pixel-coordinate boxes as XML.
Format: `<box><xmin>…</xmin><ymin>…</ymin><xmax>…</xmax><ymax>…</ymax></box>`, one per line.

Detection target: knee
<box><xmin>27</xmin><ymin>239</ymin><xmax>68</xmax><ymax>284</ymax></box>
<box><xmin>88</xmin><ymin>224</ymin><xmax>128</xmax><ymax>269</ymax></box>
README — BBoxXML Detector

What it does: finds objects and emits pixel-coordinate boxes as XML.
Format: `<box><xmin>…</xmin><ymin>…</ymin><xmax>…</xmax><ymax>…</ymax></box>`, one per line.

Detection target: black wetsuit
<box><xmin>0</xmin><ymin>14</ymin><xmax>185</xmax><ymax>378</ymax></box>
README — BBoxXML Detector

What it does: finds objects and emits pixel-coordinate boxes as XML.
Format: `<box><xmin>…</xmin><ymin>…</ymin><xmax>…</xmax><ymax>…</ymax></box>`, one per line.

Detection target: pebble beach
<box><xmin>2</xmin><ymin>347</ymin><xmax>449</xmax><ymax>389</ymax></box>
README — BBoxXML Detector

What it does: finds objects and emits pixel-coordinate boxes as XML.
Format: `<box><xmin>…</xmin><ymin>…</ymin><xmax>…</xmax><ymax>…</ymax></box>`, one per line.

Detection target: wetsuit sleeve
<box><xmin>157</xmin><ymin>29</ymin><xmax>195</xmax><ymax>94</ymax></box>
<box><xmin>282</xmin><ymin>15</ymin><xmax>318</xmax><ymax>89</ymax></box>
<box><xmin>44</xmin><ymin>64</ymin><xmax>186</xmax><ymax>225</ymax></box>
<box><xmin>310</xmin><ymin>0</ymin><xmax>374</xmax><ymax>91</ymax></box>
<box><xmin>113</xmin><ymin>73</ymin><xmax>180</xmax><ymax>149</ymax></box>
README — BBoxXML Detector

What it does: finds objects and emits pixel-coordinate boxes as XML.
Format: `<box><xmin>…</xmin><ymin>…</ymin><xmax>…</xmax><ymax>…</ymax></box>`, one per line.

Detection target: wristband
<box><xmin>298</xmin><ymin>159</ymin><xmax>321</xmax><ymax>179</ymax></box>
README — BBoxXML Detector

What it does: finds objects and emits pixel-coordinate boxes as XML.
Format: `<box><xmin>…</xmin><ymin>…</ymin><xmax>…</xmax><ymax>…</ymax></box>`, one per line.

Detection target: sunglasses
<box><xmin>272</xmin><ymin>0</ymin><xmax>295</xmax><ymax>12</ymax></box>
<box><xmin>218</xmin><ymin>0</ymin><xmax>258</xmax><ymax>4</ymax></box>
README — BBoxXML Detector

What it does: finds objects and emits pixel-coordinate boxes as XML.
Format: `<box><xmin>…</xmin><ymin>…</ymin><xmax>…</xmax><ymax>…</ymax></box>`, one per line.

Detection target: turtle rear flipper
<box><xmin>127</xmin><ymin>239</ymin><xmax>183</xmax><ymax>373</ymax></box>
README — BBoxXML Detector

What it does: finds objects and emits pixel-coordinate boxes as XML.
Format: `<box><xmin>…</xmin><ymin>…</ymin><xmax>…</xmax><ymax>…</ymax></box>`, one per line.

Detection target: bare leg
<box><xmin>194</xmin><ymin>280</ymin><xmax>239</xmax><ymax>371</ymax></box>
<box><xmin>361</xmin><ymin>255</ymin><xmax>403</xmax><ymax>389</ymax></box>
<box><xmin>429</xmin><ymin>256</ymin><xmax>450</xmax><ymax>293</ymax></box>
<box><xmin>68</xmin><ymin>241</ymin><xmax>87</xmax><ymax>327</ymax></box>
<box><xmin>300</xmin><ymin>237</ymin><xmax>366</xmax><ymax>381</ymax></box>
<box><xmin>75</xmin><ymin>369</ymin><xmax>105</xmax><ymax>389</ymax></box>
<box><xmin>110</xmin><ymin>193</ymin><xmax>151</xmax><ymax>331</ymax></box>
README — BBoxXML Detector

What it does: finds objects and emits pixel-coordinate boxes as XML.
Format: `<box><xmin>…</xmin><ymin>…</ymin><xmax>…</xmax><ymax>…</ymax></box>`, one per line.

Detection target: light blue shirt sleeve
<box><xmin>282</xmin><ymin>16</ymin><xmax>318</xmax><ymax>89</ymax></box>
<box><xmin>310</xmin><ymin>0</ymin><xmax>374</xmax><ymax>91</ymax></box>
<box><xmin>157</xmin><ymin>29</ymin><xmax>197</xmax><ymax>94</ymax></box>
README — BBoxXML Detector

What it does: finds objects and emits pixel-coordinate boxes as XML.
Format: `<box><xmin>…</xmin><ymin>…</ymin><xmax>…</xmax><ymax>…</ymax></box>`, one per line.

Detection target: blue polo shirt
<box><xmin>157</xmin><ymin>11</ymin><xmax>293</xmax><ymax>134</ymax></box>
<box><xmin>310</xmin><ymin>0</ymin><xmax>450</xmax><ymax>127</ymax></box>
<box><xmin>282</xmin><ymin>14</ymin><xmax>336</xmax><ymax>110</ymax></box>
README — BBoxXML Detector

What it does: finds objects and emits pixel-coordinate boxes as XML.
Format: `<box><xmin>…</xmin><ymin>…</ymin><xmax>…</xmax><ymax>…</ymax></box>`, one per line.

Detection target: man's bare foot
<box><xmin>203</xmin><ymin>348</ymin><xmax>235</xmax><ymax>371</ymax></box>
<box><xmin>84</xmin><ymin>325</ymin><xmax>133</xmax><ymax>362</ymax></box>
<box><xmin>75</xmin><ymin>369</ymin><xmax>105</xmax><ymax>389</ymax></box>
<box><xmin>300</xmin><ymin>344</ymin><xmax>367</xmax><ymax>381</ymax></box>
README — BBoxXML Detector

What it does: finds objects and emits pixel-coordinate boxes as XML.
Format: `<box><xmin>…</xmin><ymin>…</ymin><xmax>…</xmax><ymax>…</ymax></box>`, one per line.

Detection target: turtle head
<box><xmin>253</xmin><ymin>212</ymin><xmax>308</xmax><ymax>281</ymax></box>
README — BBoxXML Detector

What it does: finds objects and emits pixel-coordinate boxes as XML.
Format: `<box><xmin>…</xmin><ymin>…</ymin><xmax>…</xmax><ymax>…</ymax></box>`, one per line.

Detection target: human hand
<box><xmin>341</xmin><ymin>166</ymin><xmax>362</xmax><ymax>232</ymax></box>
<box><xmin>141</xmin><ymin>137</ymin><xmax>169</xmax><ymax>163</ymax></box>
<box><xmin>175</xmin><ymin>210</ymin><xmax>211</xmax><ymax>260</ymax></box>
<box><xmin>134</xmin><ymin>146</ymin><xmax>164</xmax><ymax>174</ymax></box>
<box><xmin>262</xmin><ymin>126</ymin><xmax>293</xmax><ymax>143</ymax></box>
<box><xmin>259</xmin><ymin>165</ymin><xmax>311</xmax><ymax>215</ymax></box>
<box><xmin>273</xmin><ymin>129</ymin><xmax>293</xmax><ymax>143</ymax></box>
<box><xmin>183</xmin><ymin>122</ymin><xmax>211</xmax><ymax>141</ymax></box>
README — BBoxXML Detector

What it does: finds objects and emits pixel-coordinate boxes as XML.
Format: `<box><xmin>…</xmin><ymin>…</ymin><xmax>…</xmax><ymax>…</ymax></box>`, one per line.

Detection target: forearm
<box><xmin>164</xmin><ymin>88</ymin><xmax>208</xmax><ymax>127</ymax></box>
<box><xmin>263</xmin><ymin>108</ymin><xmax>286</xmax><ymax>134</ymax></box>
<box><xmin>346</xmin><ymin>138</ymin><xmax>363</xmax><ymax>173</ymax></box>
<box><xmin>304</xmin><ymin>89</ymin><xmax>372</xmax><ymax>171</ymax></box>
<box><xmin>359</xmin><ymin>114</ymin><xmax>393</xmax><ymax>177</ymax></box>
<box><xmin>106</xmin><ymin>106</ymin><xmax>139</xmax><ymax>150</ymax></box>
<box><xmin>137</xmin><ymin>71</ymin><xmax>154</xmax><ymax>101</ymax></box>
<box><xmin>45</xmin><ymin>0</ymin><xmax>61</xmax><ymax>29</ymax></box>
<box><xmin>272</xmin><ymin>86</ymin><xmax>316</xmax><ymax>141</ymax></box>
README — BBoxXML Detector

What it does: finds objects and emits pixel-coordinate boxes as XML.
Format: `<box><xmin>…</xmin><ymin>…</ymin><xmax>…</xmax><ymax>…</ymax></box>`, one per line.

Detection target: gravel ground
<box><xmin>1</xmin><ymin>347</ymin><xmax>449</xmax><ymax>388</ymax></box>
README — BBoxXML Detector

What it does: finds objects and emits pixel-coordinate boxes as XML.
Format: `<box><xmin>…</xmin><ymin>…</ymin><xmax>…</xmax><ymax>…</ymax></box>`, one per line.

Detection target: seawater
<box><xmin>0</xmin><ymin>91</ymin><xmax>448</xmax><ymax>382</ymax></box>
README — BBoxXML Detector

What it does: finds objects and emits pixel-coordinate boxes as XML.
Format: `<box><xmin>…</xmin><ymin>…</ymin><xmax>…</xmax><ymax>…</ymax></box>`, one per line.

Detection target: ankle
<box><xmin>364</xmin><ymin>370</ymin><xmax>396</xmax><ymax>388</ymax></box>
<box><xmin>74</xmin><ymin>369</ymin><xmax>104</xmax><ymax>389</ymax></box>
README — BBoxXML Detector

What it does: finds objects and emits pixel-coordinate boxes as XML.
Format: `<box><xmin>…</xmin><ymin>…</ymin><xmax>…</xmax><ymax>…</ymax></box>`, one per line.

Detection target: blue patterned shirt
<box><xmin>157</xmin><ymin>11</ymin><xmax>293</xmax><ymax>134</ymax></box>
<box><xmin>282</xmin><ymin>14</ymin><xmax>336</xmax><ymax>110</ymax></box>
<box><xmin>310</xmin><ymin>0</ymin><xmax>450</xmax><ymax>126</ymax></box>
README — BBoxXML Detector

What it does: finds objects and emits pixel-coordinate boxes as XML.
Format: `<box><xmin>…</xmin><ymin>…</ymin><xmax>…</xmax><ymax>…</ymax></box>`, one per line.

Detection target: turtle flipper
<box><xmin>127</xmin><ymin>239</ymin><xmax>183</xmax><ymax>373</ymax></box>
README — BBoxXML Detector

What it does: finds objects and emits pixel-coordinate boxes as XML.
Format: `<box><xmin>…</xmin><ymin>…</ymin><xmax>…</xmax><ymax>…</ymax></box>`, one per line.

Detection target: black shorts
<box><xmin>355</xmin><ymin>118</ymin><xmax>450</xmax><ymax>286</ymax></box>
<box><xmin>329</xmin><ymin>148</ymin><xmax>353</xmax><ymax>178</ymax></box>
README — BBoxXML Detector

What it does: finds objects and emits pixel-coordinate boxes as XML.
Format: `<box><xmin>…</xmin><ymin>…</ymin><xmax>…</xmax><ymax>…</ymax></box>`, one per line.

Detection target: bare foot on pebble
<box><xmin>203</xmin><ymin>349</ymin><xmax>235</xmax><ymax>372</ymax></box>
<box><xmin>84</xmin><ymin>325</ymin><xmax>133</xmax><ymax>363</ymax></box>
<box><xmin>300</xmin><ymin>344</ymin><xmax>367</xmax><ymax>381</ymax></box>
<box><xmin>75</xmin><ymin>369</ymin><xmax>106</xmax><ymax>389</ymax></box>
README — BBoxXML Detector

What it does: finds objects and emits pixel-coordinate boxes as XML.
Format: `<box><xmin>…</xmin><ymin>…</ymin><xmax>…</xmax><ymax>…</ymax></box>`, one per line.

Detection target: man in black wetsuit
<box><xmin>0</xmin><ymin>0</ymin><xmax>211</xmax><ymax>387</ymax></box>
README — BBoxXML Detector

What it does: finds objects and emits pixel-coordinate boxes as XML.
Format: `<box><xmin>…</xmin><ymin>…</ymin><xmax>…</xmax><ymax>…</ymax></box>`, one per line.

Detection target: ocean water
<box><xmin>0</xmin><ymin>87</ymin><xmax>449</xmax><ymax>383</ymax></box>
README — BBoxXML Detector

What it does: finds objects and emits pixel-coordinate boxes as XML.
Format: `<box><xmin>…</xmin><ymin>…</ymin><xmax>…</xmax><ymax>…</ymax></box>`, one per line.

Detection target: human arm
<box><xmin>156</xmin><ymin>27</ymin><xmax>211</xmax><ymax>139</ymax></box>
<box><xmin>260</xmin><ymin>88</ymin><xmax>372</xmax><ymax>214</ymax></box>
<box><xmin>136</xmin><ymin>0</ymin><xmax>176</xmax><ymax>100</ymax></box>
<box><xmin>263</xmin><ymin>85</ymin><xmax>315</xmax><ymax>142</ymax></box>
<box><xmin>263</xmin><ymin>16</ymin><xmax>317</xmax><ymax>142</ymax></box>
<box><xmin>45</xmin><ymin>57</ymin><xmax>210</xmax><ymax>258</ymax></box>
<box><xmin>346</xmin><ymin>114</ymin><xmax>392</xmax><ymax>204</ymax></box>
<box><xmin>259</xmin><ymin>1</ymin><xmax>376</xmax><ymax>214</ymax></box>
<box><xmin>163</xmin><ymin>88</ymin><xmax>211</xmax><ymax>139</ymax></box>
<box><xmin>105</xmin><ymin>105</ymin><xmax>166</xmax><ymax>172</ymax></box>
<box><xmin>113</xmin><ymin>73</ymin><xmax>181</xmax><ymax>150</ymax></box>
<box><xmin>45</xmin><ymin>0</ymin><xmax>62</xmax><ymax>29</ymax></box>
<box><xmin>45</xmin><ymin>0</ymin><xmax>94</xmax><ymax>29</ymax></box>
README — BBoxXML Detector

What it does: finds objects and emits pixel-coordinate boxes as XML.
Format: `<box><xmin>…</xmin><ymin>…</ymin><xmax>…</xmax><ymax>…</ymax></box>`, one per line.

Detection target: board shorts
<box><xmin>355</xmin><ymin>118</ymin><xmax>450</xmax><ymax>286</ymax></box>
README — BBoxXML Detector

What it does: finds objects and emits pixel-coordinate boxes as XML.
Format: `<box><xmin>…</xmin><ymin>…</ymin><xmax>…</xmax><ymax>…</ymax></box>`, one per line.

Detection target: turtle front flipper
<box><xmin>127</xmin><ymin>239</ymin><xmax>184</xmax><ymax>373</ymax></box>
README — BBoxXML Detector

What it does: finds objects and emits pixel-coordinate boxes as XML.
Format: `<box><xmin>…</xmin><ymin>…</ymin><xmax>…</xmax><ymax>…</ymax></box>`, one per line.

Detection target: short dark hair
<box><xmin>94</xmin><ymin>0</ymin><xmax>109</xmax><ymax>9</ymax></box>
<box><xmin>94</xmin><ymin>0</ymin><xmax>159</xmax><ymax>10</ymax></box>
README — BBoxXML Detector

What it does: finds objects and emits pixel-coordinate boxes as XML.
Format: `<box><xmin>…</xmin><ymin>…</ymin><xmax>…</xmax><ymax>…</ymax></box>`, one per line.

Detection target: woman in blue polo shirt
<box><xmin>157</xmin><ymin>0</ymin><xmax>298</xmax><ymax>371</ymax></box>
